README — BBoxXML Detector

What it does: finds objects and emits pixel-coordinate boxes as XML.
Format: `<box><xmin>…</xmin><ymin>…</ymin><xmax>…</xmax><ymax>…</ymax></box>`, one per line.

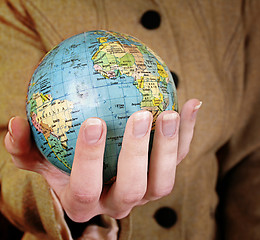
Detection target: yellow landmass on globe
<box><xmin>32</xmin><ymin>93</ymin><xmax>74</xmax><ymax>147</ymax></box>
<box><xmin>137</xmin><ymin>76</ymin><xmax>144</xmax><ymax>88</ymax></box>
<box><xmin>97</xmin><ymin>37</ymin><xmax>108</xmax><ymax>43</ymax></box>
<box><xmin>157</xmin><ymin>61</ymin><xmax>168</xmax><ymax>78</ymax></box>
<box><xmin>152</xmin><ymin>93</ymin><xmax>164</xmax><ymax>106</ymax></box>
<box><xmin>142</xmin><ymin>75</ymin><xmax>162</xmax><ymax>104</ymax></box>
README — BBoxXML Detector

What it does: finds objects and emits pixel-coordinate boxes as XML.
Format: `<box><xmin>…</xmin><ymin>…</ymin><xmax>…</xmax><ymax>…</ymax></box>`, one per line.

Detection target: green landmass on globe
<box><xmin>26</xmin><ymin>30</ymin><xmax>178</xmax><ymax>183</ymax></box>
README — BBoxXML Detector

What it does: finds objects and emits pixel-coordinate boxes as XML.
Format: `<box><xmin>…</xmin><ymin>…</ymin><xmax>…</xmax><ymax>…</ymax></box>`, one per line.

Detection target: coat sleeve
<box><xmin>0</xmin><ymin>1</ymin><xmax>71</xmax><ymax>239</ymax></box>
<box><xmin>217</xmin><ymin>1</ymin><xmax>260</xmax><ymax>239</ymax></box>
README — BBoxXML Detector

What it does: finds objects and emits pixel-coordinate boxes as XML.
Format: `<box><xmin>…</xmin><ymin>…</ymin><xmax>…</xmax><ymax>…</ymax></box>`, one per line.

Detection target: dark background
<box><xmin>0</xmin><ymin>212</ymin><xmax>23</xmax><ymax>240</ymax></box>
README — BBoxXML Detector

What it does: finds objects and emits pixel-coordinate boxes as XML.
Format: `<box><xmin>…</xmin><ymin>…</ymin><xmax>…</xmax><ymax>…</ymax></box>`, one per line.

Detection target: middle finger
<box><xmin>104</xmin><ymin>110</ymin><xmax>152</xmax><ymax>217</ymax></box>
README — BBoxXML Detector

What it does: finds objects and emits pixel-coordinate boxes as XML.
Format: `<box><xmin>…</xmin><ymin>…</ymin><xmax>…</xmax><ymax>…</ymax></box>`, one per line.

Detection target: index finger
<box><xmin>60</xmin><ymin>118</ymin><xmax>107</xmax><ymax>222</ymax></box>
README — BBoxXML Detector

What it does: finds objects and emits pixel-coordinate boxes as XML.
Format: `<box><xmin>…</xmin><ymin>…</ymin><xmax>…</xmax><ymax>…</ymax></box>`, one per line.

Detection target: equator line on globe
<box><xmin>26</xmin><ymin>30</ymin><xmax>178</xmax><ymax>183</ymax></box>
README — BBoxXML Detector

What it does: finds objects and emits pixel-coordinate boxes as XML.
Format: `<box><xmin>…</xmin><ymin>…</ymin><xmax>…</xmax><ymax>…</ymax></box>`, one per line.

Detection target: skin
<box><xmin>4</xmin><ymin>99</ymin><xmax>201</xmax><ymax>223</ymax></box>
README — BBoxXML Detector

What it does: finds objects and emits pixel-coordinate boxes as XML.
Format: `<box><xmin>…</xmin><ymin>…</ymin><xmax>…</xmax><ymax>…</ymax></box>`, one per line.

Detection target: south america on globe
<box><xmin>26</xmin><ymin>30</ymin><xmax>178</xmax><ymax>183</ymax></box>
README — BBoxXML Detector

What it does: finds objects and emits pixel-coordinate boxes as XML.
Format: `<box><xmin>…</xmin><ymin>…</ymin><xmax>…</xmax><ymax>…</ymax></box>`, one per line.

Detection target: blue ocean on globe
<box><xmin>26</xmin><ymin>30</ymin><xmax>178</xmax><ymax>183</ymax></box>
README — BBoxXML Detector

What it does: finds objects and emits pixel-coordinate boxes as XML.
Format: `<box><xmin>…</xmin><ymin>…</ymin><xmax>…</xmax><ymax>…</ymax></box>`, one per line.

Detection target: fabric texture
<box><xmin>0</xmin><ymin>0</ymin><xmax>260</xmax><ymax>239</ymax></box>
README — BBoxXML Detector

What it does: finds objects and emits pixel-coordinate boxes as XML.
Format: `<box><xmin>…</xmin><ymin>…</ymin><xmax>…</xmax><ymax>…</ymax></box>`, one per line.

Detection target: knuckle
<box><xmin>120</xmin><ymin>191</ymin><xmax>145</xmax><ymax>205</ymax></box>
<box><xmin>149</xmin><ymin>186</ymin><xmax>173</xmax><ymax>199</ymax></box>
<box><xmin>71</xmin><ymin>191</ymin><xmax>100</xmax><ymax>204</ymax></box>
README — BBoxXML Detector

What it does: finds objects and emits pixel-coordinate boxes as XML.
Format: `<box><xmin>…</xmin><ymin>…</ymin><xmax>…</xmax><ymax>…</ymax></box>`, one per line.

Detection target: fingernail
<box><xmin>162</xmin><ymin>112</ymin><xmax>178</xmax><ymax>137</ymax></box>
<box><xmin>191</xmin><ymin>101</ymin><xmax>202</xmax><ymax>120</ymax></box>
<box><xmin>8</xmin><ymin>117</ymin><xmax>15</xmax><ymax>143</ymax></box>
<box><xmin>84</xmin><ymin>118</ymin><xmax>103</xmax><ymax>144</ymax></box>
<box><xmin>133</xmin><ymin>111</ymin><xmax>151</xmax><ymax>138</ymax></box>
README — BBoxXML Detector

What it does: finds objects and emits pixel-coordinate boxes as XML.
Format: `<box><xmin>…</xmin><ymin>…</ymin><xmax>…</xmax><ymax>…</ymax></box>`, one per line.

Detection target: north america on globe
<box><xmin>26</xmin><ymin>30</ymin><xmax>178</xmax><ymax>183</ymax></box>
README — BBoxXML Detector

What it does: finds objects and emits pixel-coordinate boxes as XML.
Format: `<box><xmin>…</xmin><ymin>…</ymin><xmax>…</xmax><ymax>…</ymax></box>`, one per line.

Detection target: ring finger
<box><xmin>144</xmin><ymin>110</ymin><xmax>180</xmax><ymax>201</ymax></box>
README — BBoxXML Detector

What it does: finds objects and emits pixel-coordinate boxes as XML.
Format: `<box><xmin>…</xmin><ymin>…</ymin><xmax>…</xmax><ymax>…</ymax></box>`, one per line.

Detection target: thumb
<box><xmin>4</xmin><ymin>116</ymin><xmax>44</xmax><ymax>172</ymax></box>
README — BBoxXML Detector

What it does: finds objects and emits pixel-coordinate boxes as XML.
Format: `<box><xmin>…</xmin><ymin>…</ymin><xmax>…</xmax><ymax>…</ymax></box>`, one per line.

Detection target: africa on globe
<box><xmin>26</xmin><ymin>30</ymin><xmax>178</xmax><ymax>183</ymax></box>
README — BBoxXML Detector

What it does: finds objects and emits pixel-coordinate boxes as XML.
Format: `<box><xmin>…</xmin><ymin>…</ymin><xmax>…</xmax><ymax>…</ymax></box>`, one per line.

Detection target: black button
<box><xmin>141</xmin><ymin>10</ymin><xmax>161</xmax><ymax>29</ymax></box>
<box><xmin>170</xmin><ymin>71</ymin><xmax>179</xmax><ymax>88</ymax></box>
<box><xmin>154</xmin><ymin>207</ymin><xmax>177</xmax><ymax>228</ymax></box>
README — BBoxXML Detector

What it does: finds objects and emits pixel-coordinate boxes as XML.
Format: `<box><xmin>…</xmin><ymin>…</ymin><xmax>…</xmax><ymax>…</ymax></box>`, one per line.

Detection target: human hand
<box><xmin>4</xmin><ymin>99</ymin><xmax>201</xmax><ymax>222</ymax></box>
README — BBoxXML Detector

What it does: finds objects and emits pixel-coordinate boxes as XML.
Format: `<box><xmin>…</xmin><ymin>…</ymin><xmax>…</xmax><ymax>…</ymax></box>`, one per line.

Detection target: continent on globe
<box><xmin>26</xmin><ymin>30</ymin><xmax>178</xmax><ymax>183</ymax></box>
<box><xmin>28</xmin><ymin>92</ymin><xmax>74</xmax><ymax>170</ymax></box>
<box><xmin>92</xmin><ymin>39</ymin><xmax>174</xmax><ymax>127</ymax></box>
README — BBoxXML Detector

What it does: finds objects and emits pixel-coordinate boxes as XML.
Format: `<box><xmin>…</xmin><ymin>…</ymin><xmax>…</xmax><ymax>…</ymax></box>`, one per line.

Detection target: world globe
<box><xmin>26</xmin><ymin>30</ymin><xmax>178</xmax><ymax>183</ymax></box>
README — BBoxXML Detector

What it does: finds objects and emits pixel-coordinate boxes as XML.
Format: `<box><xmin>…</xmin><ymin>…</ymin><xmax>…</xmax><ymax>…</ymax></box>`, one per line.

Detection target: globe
<box><xmin>26</xmin><ymin>30</ymin><xmax>178</xmax><ymax>183</ymax></box>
